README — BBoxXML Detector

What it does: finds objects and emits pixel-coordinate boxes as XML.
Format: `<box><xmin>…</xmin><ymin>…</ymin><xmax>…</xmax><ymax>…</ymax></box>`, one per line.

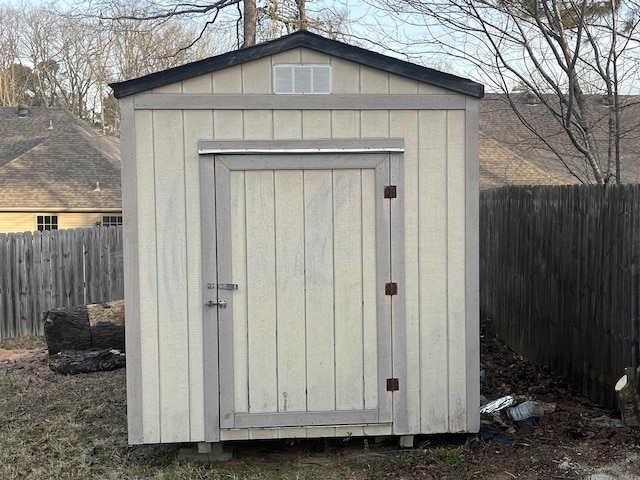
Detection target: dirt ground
<box><xmin>475</xmin><ymin>319</ymin><xmax>640</xmax><ymax>479</ymax></box>
<box><xmin>1</xmin><ymin>329</ymin><xmax>639</xmax><ymax>479</ymax></box>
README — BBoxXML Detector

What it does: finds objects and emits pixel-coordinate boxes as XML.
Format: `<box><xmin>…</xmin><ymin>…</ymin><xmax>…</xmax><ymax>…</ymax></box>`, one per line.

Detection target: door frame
<box><xmin>199</xmin><ymin>139</ymin><xmax>406</xmax><ymax>440</ymax></box>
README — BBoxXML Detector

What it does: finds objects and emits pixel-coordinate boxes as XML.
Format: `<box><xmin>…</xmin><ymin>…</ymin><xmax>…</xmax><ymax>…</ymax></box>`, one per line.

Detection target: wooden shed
<box><xmin>110</xmin><ymin>31</ymin><xmax>483</xmax><ymax>450</ymax></box>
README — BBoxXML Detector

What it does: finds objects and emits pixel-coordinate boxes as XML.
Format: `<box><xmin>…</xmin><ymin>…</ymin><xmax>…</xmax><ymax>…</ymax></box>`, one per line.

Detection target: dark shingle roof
<box><xmin>110</xmin><ymin>30</ymin><xmax>484</xmax><ymax>99</ymax></box>
<box><xmin>0</xmin><ymin>106</ymin><xmax>121</xmax><ymax>210</ymax></box>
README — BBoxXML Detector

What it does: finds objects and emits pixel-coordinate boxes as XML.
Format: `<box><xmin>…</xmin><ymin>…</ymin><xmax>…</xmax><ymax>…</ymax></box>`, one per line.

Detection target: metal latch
<box><xmin>206</xmin><ymin>300</ymin><xmax>227</xmax><ymax>308</ymax></box>
<box><xmin>218</xmin><ymin>283</ymin><xmax>238</xmax><ymax>290</ymax></box>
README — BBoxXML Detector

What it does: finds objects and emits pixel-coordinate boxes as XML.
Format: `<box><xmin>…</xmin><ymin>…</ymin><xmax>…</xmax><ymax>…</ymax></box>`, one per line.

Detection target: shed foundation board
<box><xmin>219</xmin><ymin>424</ymin><xmax>394</xmax><ymax>441</ymax></box>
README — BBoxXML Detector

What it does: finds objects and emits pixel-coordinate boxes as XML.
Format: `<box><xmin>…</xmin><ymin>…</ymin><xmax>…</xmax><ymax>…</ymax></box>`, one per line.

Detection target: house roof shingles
<box><xmin>0</xmin><ymin>106</ymin><xmax>121</xmax><ymax>211</ymax></box>
<box><xmin>479</xmin><ymin>94</ymin><xmax>640</xmax><ymax>188</ymax></box>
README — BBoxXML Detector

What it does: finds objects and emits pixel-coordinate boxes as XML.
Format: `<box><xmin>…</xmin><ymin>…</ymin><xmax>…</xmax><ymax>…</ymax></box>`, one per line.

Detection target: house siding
<box><xmin>123</xmin><ymin>49</ymin><xmax>478</xmax><ymax>444</ymax></box>
<box><xmin>0</xmin><ymin>212</ymin><xmax>122</xmax><ymax>234</ymax></box>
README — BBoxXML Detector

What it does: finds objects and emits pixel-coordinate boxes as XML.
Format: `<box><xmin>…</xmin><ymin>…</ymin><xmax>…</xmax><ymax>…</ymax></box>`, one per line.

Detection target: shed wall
<box><xmin>123</xmin><ymin>48</ymin><xmax>479</xmax><ymax>444</ymax></box>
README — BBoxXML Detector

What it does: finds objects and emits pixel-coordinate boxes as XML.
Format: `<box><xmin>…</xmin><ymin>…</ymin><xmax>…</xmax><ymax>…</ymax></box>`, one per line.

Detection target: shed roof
<box><xmin>110</xmin><ymin>30</ymin><xmax>484</xmax><ymax>99</ymax></box>
<box><xmin>0</xmin><ymin>106</ymin><xmax>121</xmax><ymax>211</ymax></box>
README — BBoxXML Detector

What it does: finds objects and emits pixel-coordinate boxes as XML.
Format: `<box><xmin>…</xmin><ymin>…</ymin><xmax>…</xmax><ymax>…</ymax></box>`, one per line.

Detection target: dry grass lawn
<box><xmin>2</xmin><ymin>335</ymin><xmax>639</xmax><ymax>479</ymax></box>
<box><xmin>0</xmin><ymin>336</ymin><xmax>480</xmax><ymax>480</ymax></box>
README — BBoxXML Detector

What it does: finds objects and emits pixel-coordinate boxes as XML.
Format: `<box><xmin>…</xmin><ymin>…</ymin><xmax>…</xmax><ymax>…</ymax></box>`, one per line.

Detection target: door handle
<box><xmin>206</xmin><ymin>300</ymin><xmax>227</xmax><ymax>308</ymax></box>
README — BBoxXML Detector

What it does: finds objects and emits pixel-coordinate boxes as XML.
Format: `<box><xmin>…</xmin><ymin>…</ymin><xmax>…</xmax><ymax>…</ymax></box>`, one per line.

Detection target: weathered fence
<box><xmin>480</xmin><ymin>185</ymin><xmax>640</xmax><ymax>409</ymax></box>
<box><xmin>0</xmin><ymin>226</ymin><xmax>123</xmax><ymax>339</ymax></box>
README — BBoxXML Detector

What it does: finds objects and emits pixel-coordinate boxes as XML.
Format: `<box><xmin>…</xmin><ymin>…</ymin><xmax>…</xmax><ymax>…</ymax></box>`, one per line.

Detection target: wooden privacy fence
<box><xmin>480</xmin><ymin>185</ymin><xmax>640</xmax><ymax>409</ymax></box>
<box><xmin>0</xmin><ymin>226</ymin><xmax>123</xmax><ymax>339</ymax></box>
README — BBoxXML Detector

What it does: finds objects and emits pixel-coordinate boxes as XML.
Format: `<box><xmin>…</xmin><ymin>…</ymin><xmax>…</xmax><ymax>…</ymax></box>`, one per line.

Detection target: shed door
<box><xmin>212</xmin><ymin>153</ymin><xmax>397</xmax><ymax>429</ymax></box>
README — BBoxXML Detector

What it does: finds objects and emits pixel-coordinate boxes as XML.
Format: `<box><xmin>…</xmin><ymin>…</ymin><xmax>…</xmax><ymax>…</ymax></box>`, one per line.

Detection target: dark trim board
<box><xmin>110</xmin><ymin>31</ymin><xmax>484</xmax><ymax>99</ymax></box>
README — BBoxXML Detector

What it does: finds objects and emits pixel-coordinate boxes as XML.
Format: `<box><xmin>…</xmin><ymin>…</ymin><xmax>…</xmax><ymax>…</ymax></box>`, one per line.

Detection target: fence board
<box><xmin>0</xmin><ymin>227</ymin><xmax>124</xmax><ymax>339</ymax></box>
<box><xmin>480</xmin><ymin>185</ymin><xmax>640</xmax><ymax>409</ymax></box>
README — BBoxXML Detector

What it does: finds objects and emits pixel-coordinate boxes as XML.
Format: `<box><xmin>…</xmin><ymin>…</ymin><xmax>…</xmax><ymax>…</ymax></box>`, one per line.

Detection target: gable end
<box><xmin>110</xmin><ymin>31</ymin><xmax>483</xmax><ymax>99</ymax></box>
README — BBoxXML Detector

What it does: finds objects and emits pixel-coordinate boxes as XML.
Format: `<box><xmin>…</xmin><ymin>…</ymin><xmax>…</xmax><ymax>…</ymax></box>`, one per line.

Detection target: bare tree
<box><xmin>378</xmin><ymin>0</ymin><xmax>640</xmax><ymax>184</ymax></box>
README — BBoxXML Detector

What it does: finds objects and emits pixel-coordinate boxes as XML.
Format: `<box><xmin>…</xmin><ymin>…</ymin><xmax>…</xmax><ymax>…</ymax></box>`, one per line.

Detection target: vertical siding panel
<box><xmin>361</xmin><ymin>169</ymin><xmax>378</xmax><ymax>410</ymax></box>
<box><xmin>418</xmin><ymin>83</ymin><xmax>448</xmax><ymax>95</ymax></box>
<box><xmin>333</xmin><ymin>169</ymin><xmax>364</xmax><ymax>410</ymax></box>
<box><xmin>274</xmin><ymin>110</ymin><xmax>302</xmax><ymax>140</ymax></box>
<box><xmin>302</xmin><ymin>111</ymin><xmax>331</xmax><ymax>139</ymax></box>
<box><xmin>271</xmin><ymin>49</ymin><xmax>302</xmax><ymax>64</ymax></box>
<box><xmin>154</xmin><ymin>109</ymin><xmax>190</xmax><ymax>442</ymax></box>
<box><xmin>331</xmin><ymin>58</ymin><xmax>360</xmax><ymax>94</ymax></box>
<box><xmin>274</xmin><ymin>170</ymin><xmax>307</xmax><ymax>413</ymax></box>
<box><xmin>183</xmin><ymin>74</ymin><xmax>213</xmax><ymax>441</ymax></box>
<box><xmin>301</xmin><ymin>50</ymin><xmax>330</xmax><ymax>63</ymax></box>
<box><xmin>418</xmin><ymin>110</ymin><xmax>449</xmax><ymax>432</ymax></box>
<box><xmin>242</xmin><ymin>57</ymin><xmax>272</xmax><ymax>93</ymax></box>
<box><xmin>230</xmin><ymin>171</ymin><xmax>249</xmax><ymax>413</ymax></box>
<box><xmin>390</xmin><ymin>108</ymin><xmax>421</xmax><ymax>433</ymax></box>
<box><xmin>212</xmin><ymin>66</ymin><xmax>242</xmax><ymax>93</ymax></box>
<box><xmin>214</xmin><ymin>111</ymin><xmax>244</xmax><ymax>140</ymax></box>
<box><xmin>446</xmin><ymin>110</ymin><xmax>468</xmax><ymax>432</ymax></box>
<box><xmin>243</xmin><ymin>110</ymin><xmax>274</xmax><ymax>140</ymax></box>
<box><xmin>331</xmin><ymin>111</ymin><xmax>360</xmax><ymax>139</ymax></box>
<box><xmin>245</xmin><ymin>170</ymin><xmax>278</xmax><ymax>413</ymax></box>
<box><xmin>304</xmin><ymin>170</ymin><xmax>336</xmax><ymax>411</ymax></box>
<box><xmin>361</xmin><ymin>111</ymin><xmax>389</xmax><ymax>138</ymax></box>
<box><xmin>389</xmin><ymin>77</ymin><xmax>419</xmax><ymax>94</ymax></box>
<box><xmin>134</xmin><ymin>108</ymin><xmax>160</xmax><ymax>442</ymax></box>
<box><xmin>360</xmin><ymin>67</ymin><xmax>388</xmax><ymax>94</ymax></box>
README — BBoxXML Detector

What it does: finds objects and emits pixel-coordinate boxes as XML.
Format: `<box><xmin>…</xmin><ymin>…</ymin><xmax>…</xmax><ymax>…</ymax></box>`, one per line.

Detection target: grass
<box><xmin>0</xmin><ymin>338</ymin><xmax>483</xmax><ymax>479</ymax></box>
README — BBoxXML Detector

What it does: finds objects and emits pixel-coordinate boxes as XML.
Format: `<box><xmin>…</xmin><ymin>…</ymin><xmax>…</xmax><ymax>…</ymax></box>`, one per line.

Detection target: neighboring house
<box><xmin>480</xmin><ymin>137</ymin><xmax>569</xmax><ymax>189</ymax></box>
<box><xmin>0</xmin><ymin>106</ymin><xmax>122</xmax><ymax>234</ymax></box>
<box><xmin>479</xmin><ymin>93</ymin><xmax>640</xmax><ymax>188</ymax></box>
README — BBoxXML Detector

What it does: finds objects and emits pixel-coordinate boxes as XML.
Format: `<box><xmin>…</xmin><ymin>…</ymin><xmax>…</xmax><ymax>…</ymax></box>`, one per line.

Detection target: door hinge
<box><xmin>386</xmin><ymin>378</ymin><xmax>399</xmax><ymax>391</ymax></box>
<box><xmin>385</xmin><ymin>282</ymin><xmax>398</xmax><ymax>296</ymax></box>
<box><xmin>384</xmin><ymin>185</ymin><xmax>397</xmax><ymax>199</ymax></box>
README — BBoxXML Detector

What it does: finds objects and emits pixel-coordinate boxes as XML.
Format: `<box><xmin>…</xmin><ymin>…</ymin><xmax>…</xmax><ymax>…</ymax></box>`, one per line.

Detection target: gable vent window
<box><xmin>273</xmin><ymin>64</ymin><xmax>332</xmax><ymax>94</ymax></box>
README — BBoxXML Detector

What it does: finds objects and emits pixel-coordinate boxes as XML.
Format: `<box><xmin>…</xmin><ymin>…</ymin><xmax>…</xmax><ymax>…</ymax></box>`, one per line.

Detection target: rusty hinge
<box><xmin>386</xmin><ymin>378</ymin><xmax>399</xmax><ymax>391</ymax></box>
<box><xmin>385</xmin><ymin>282</ymin><xmax>398</xmax><ymax>296</ymax></box>
<box><xmin>384</xmin><ymin>185</ymin><xmax>397</xmax><ymax>199</ymax></box>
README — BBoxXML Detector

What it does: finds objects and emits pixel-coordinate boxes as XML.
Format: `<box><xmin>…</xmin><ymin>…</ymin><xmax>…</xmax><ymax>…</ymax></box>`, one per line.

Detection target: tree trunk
<box><xmin>296</xmin><ymin>0</ymin><xmax>308</xmax><ymax>30</ymax></box>
<box><xmin>43</xmin><ymin>300</ymin><xmax>125</xmax><ymax>354</ymax></box>
<box><xmin>243</xmin><ymin>0</ymin><xmax>257</xmax><ymax>46</ymax></box>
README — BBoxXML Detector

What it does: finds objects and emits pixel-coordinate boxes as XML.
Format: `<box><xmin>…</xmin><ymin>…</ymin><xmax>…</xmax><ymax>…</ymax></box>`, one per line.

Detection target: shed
<box><xmin>110</xmin><ymin>31</ymin><xmax>483</xmax><ymax>450</ymax></box>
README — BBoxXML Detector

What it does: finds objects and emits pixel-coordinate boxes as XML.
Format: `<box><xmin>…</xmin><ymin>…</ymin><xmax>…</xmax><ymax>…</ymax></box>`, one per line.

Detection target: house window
<box><xmin>37</xmin><ymin>215</ymin><xmax>58</xmax><ymax>231</ymax></box>
<box><xmin>102</xmin><ymin>215</ymin><xmax>123</xmax><ymax>227</ymax></box>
